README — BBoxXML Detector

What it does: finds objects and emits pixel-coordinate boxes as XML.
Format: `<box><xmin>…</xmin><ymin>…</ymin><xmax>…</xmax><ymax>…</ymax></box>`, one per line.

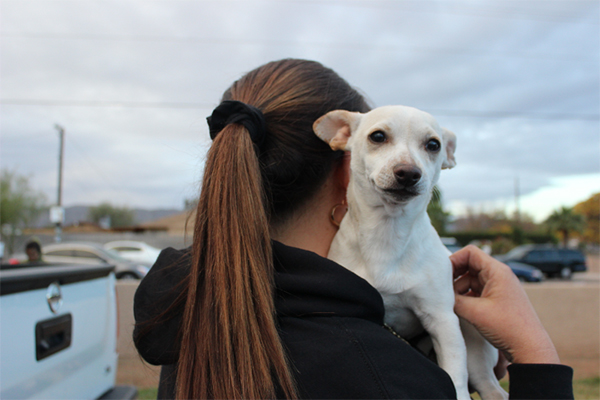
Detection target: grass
<box><xmin>137</xmin><ymin>377</ymin><xmax>599</xmax><ymax>399</ymax></box>
<box><xmin>574</xmin><ymin>377</ymin><xmax>600</xmax><ymax>399</ymax></box>
<box><xmin>137</xmin><ymin>387</ymin><xmax>158</xmax><ymax>399</ymax></box>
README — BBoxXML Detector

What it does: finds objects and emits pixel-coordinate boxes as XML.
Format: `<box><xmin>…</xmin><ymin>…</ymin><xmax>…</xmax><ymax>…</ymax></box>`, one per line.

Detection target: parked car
<box><xmin>42</xmin><ymin>242</ymin><xmax>150</xmax><ymax>279</ymax></box>
<box><xmin>104</xmin><ymin>241</ymin><xmax>161</xmax><ymax>265</ymax></box>
<box><xmin>496</xmin><ymin>245</ymin><xmax>587</xmax><ymax>279</ymax></box>
<box><xmin>504</xmin><ymin>261</ymin><xmax>544</xmax><ymax>282</ymax></box>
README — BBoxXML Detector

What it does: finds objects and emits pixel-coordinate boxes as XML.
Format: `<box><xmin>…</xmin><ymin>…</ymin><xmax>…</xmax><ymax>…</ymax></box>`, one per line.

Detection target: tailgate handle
<box><xmin>35</xmin><ymin>313</ymin><xmax>72</xmax><ymax>361</ymax></box>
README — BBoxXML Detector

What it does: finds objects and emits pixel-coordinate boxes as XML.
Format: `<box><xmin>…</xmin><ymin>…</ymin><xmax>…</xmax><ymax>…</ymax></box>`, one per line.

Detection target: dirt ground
<box><xmin>117</xmin><ymin>356</ymin><xmax>161</xmax><ymax>389</ymax></box>
<box><xmin>587</xmin><ymin>253</ymin><xmax>599</xmax><ymax>273</ymax></box>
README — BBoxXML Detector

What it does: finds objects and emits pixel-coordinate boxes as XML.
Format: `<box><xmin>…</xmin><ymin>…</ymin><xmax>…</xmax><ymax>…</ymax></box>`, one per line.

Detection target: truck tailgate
<box><xmin>1</xmin><ymin>264</ymin><xmax>119</xmax><ymax>399</ymax></box>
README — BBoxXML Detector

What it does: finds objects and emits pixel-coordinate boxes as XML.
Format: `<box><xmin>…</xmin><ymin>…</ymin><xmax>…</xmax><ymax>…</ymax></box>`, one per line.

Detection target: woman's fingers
<box><xmin>450</xmin><ymin>245</ymin><xmax>487</xmax><ymax>279</ymax></box>
<box><xmin>453</xmin><ymin>273</ymin><xmax>471</xmax><ymax>295</ymax></box>
<box><xmin>453</xmin><ymin>272</ymin><xmax>483</xmax><ymax>296</ymax></box>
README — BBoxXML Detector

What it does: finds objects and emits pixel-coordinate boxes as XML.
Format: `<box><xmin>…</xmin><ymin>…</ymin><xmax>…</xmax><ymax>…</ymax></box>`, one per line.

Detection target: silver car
<box><xmin>104</xmin><ymin>241</ymin><xmax>161</xmax><ymax>266</ymax></box>
<box><xmin>42</xmin><ymin>242</ymin><xmax>150</xmax><ymax>279</ymax></box>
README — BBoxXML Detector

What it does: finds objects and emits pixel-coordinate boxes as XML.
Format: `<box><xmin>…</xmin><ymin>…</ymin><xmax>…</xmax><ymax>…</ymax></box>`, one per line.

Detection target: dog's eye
<box><xmin>369</xmin><ymin>131</ymin><xmax>387</xmax><ymax>144</ymax></box>
<box><xmin>426</xmin><ymin>139</ymin><xmax>441</xmax><ymax>152</ymax></box>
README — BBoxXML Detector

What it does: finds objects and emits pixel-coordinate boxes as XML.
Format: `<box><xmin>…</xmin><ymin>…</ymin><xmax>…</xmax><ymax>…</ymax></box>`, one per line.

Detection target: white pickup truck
<box><xmin>0</xmin><ymin>261</ymin><xmax>137</xmax><ymax>399</ymax></box>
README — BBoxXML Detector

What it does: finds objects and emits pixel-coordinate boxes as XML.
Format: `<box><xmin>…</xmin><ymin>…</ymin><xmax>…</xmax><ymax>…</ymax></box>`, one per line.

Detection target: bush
<box><xmin>88</xmin><ymin>202</ymin><xmax>135</xmax><ymax>228</ymax></box>
<box><xmin>491</xmin><ymin>237</ymin><xmax>517</xmax><ymax>255</ymax></box>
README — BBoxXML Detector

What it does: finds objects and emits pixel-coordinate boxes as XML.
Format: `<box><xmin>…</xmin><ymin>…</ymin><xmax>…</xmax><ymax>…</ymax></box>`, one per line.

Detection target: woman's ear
<box><xmin>333</xmin><ymin>152</ymin><xmax>351</xmax><ymax>199</ymax></box>
<box><xmin>341</xmin><ymin>152</ymin><xmax>351</xmax><ymax>191</ymax></box>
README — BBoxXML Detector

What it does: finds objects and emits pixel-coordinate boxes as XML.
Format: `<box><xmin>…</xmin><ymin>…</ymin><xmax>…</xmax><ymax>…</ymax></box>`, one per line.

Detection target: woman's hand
<box><xmin>451</xmin><ymin>245</ymin><xmax>560</xmax><ymax>364</ymax></box>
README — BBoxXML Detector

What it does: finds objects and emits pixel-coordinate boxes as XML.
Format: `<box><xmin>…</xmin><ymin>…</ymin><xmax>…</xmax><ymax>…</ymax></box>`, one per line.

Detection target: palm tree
<box><xmin>544</xmin><ymin>206</ymin><xmax>585</xmax><ymax>247</ymax></box>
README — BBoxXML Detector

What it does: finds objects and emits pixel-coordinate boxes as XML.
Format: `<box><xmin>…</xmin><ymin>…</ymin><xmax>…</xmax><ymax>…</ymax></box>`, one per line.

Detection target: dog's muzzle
<box><xmin>382</xmin><ymin>165</ymin><xmax>422</xmax><ymax>201</ymax></box>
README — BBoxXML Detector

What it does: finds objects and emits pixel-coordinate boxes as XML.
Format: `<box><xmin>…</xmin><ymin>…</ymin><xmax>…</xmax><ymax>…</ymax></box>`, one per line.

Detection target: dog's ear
<box><xmin>313</xmin><ymin>110</ymin><xmax>361</xmax><ymax>151</ymax></box>
<box><xmin>441</xmin><ymin>128</ymin><xmax>457</xmax><ymax>169</ymax></box>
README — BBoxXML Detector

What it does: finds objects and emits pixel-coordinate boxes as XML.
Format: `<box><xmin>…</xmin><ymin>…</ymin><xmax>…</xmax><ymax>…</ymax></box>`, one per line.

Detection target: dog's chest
<box><xmin>329</xmin><ymin>239</ymin><xmax>424</xmax><ymax>294</ymax></box>
<box><xmin>359</xmin><ymin>238</ymin><xmax>446</xmax><ymax>294</ymax></box>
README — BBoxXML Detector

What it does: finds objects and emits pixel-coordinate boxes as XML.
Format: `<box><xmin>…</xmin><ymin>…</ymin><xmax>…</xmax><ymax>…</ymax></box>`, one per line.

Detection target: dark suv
<box><xmin>497</xmin><ymin>245</ymin><xmax>587</xmax><ymax>279</ymax></box>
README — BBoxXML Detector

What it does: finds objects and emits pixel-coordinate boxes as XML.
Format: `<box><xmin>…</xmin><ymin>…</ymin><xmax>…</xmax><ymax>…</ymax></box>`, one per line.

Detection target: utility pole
<box><xmin>53</xmin><ymin>124</ymin><xmax>65</xmax><ymax>243</ymax></box>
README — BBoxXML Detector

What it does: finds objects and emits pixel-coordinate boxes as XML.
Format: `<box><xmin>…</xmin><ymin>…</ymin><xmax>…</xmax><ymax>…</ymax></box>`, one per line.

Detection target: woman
<box><xmin>133</xmin><ymin>59</ymin><xmax>573</xmax><ymax>399</ymax></box>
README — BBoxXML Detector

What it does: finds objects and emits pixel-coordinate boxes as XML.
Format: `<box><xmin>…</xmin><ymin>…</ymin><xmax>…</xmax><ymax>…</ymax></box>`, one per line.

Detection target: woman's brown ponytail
<box><xmin>176</xmin><ymin>126</ymin><xmax>296</xmax><ymax>399</ymax></box>
<box><xmin>173</xmin><ymin>59</ymin><xmax>370</xmax><ymax>399</ymax></box>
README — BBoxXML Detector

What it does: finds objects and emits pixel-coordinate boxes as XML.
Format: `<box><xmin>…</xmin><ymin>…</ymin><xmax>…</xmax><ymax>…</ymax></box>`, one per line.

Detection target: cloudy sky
<box><xmin>1</xmin><ymin>0</ymin><xmax>598</xmax><ymax>222</ymax></box>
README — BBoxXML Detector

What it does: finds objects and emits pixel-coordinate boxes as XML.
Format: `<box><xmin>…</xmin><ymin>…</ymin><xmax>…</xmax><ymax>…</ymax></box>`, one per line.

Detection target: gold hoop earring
<box><xmin>330</xmin><ymin>200</ymin><xmax>348</xmax><ymax>227</ymax></box>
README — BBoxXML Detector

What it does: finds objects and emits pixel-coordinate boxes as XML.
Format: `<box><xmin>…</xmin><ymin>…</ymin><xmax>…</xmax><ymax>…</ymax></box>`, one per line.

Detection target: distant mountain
<box><xmin>134</xmin><ymin>208</ymin><xmax>184</xmax><ymax>225</ymax></box>
<box><xmin>34</xmin><ymin>205</ymin><xmax>182</xmax><ymax>228</ymax></box>
<box><xmin>141</xmin><ymin>209</ymin><xmax>194</xmax><ymax>236</ymax></box>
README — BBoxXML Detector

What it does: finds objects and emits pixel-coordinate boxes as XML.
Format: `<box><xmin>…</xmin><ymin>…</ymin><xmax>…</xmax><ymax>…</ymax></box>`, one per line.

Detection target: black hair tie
<box><xmin>207</xmin><ymin>100</ymin><xmax>266</xmax><ymax>149</ymax></box>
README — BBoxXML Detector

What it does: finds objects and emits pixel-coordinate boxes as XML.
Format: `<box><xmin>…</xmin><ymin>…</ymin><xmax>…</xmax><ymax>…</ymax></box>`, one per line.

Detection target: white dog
<box><xmin>313</xmin><ymin>105</ymin><xmax>508</xmax><ymax>400</ymax></box>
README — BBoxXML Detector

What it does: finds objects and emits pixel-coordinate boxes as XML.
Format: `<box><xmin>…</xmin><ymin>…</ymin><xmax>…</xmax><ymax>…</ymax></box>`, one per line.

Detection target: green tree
<box><xmin>544</xmin><ymin>206</ymin><xmax>585</xmax><ymax>247</ymax></box>
<box><xmin>0</xmin><ymin>169</ymin><xmax>47</xmax><ymax>254</ymax></box>
<box><xmin>427</xmin><ymin>186</ymin><xmax>451</xmax><ymax>234</ymax></box>
<box><xmin>88</xmin><ymin>202</ymin><xmax>135</xmax><ymax>228</ymax></box>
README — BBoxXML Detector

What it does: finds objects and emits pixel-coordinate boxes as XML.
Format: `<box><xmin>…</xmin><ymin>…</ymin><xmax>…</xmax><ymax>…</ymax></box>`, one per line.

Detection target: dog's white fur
<box><xmin>314</xmin><ymin>105</ymin><xmax>508</xmax><ymax>400</ymax></box>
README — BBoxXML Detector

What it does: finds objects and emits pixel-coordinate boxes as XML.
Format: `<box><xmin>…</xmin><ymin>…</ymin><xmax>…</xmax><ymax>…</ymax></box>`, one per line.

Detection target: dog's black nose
<box><xmin>394</xmin><ymin>165</ymin><xmax>422</xmax><ymax>187</ymax></box>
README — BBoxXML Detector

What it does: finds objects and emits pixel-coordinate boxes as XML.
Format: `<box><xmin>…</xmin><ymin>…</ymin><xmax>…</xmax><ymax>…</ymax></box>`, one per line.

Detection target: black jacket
<box><xmin>134</xmin><ymin>241</ymin><xmax>573</xmax><ymax>399</ymax></box>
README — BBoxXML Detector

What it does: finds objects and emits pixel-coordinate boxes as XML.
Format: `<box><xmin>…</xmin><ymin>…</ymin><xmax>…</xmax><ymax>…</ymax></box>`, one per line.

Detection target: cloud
<box><xmin>1</xmin><ymin>0</ymin><xmax>598</xmax><ymax>220</ymax></box>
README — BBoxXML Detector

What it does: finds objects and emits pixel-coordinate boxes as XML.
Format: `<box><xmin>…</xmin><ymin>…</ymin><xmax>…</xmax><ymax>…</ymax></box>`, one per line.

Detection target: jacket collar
<box><xmin>273</xmin><ymin>241</ymin><xmax>385</xmax><ymax>324</ymax></box>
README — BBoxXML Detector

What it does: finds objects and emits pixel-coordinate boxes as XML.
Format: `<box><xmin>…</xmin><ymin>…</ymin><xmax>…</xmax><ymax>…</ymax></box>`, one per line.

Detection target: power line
<box><xmin>2</xmin><ymin>0</ymin><xmax>596</xmax><ymax>25</ymax></box>
<box><xmin>425</xmin><ymin>109</ymin><xmax>600</xmax><ymax>121</ymax></box>
<box><xmin>0</xmin><ymin>99</ymin><xmax>213</xmax><ymax>109</ymax></box>
<box><xmin>0</xmin><ymin>33</ymin><xmax>596</xmax><ymax>63</ymax></box>
<box><xmin>1</xmin><ymin>98</ymin><xmax>598</xmax><ymax>121</ymax></box>
<box><xmin>307</xmin><ymin>0</ymin><xmax>600</xmax><ymax>25</ymax></box>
